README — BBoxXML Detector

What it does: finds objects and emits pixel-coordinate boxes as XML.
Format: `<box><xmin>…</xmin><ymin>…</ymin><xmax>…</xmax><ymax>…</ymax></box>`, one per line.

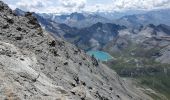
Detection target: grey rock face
<box><xmin>0</xmin><ymin>1</ymin><xmax>151</xmax><ymax>100</ymax></box>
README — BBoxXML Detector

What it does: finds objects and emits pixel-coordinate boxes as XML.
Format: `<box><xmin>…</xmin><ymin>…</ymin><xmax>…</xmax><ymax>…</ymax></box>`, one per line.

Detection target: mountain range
<box><xmin>14</xmin><ymin>8</ymin><xmax>170</xmax><ymax>57</ymax></box>
<box><xmin>0</xmin><ymin>1</ymin><xmax>152</xmax><ymax>100</ymax></box>
<box><xmin>38</xmin><ymin>12</ymin><xmax>111</xmax><ymax>28</ymax></box>
<box><xmin>116</xmin><ymin>9</ymin><xmax>170</xmax><ymax>28</ymax></box>
<box><xmin>36</xmin><ymin>8</ymin><xmax>170</xmax><ymax>28</ymax></box>
<box><xmin>13</xmin><ymin>6</ymin><xmax>170</xmax><ymax>99</ymax></box>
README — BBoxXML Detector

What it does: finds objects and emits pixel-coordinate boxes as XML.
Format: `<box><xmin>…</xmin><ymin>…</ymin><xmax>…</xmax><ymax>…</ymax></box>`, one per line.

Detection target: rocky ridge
<box><xmin>0</xmin><ymin>1</ymin><xmax>151</xmax><ymax>100</ymax></box>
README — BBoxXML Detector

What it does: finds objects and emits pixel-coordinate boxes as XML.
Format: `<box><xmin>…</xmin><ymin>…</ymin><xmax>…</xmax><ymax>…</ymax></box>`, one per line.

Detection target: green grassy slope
<box><xmin>105</xmin><ymin>42</ymin><xmax>170</xmax><ymax>99</ymax></box>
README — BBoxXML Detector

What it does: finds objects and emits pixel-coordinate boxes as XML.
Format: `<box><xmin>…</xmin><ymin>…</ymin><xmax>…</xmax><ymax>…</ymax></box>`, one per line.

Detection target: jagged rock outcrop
<box><xmin>0</xmin><ymin>1</ymin><xmax>151</xmax><ymax>100</ymax></box>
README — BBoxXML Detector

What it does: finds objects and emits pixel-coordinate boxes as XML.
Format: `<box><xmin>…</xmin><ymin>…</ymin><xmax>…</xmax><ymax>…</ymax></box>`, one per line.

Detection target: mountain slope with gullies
<box><xmin>104</xmin><ymin>24</ymin><xmax>170</xmax><ymax>99</ymax></box>
<box><xmin>0</xmin><ymin>1</ymin><xmax>152</xmax><ymax>100</ymax></box>
<box><xmin>104</xmin><ymin>24</ymin><xmax>170</xmax><ymax>64</ymax></box>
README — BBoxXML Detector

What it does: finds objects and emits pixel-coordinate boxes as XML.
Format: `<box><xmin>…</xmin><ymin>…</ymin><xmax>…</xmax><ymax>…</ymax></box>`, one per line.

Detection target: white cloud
<box><xmin>15</xmin><ymin>0</ymin><xmax>52</xmax><ymax>12</ymax></box>
<box><xmin>2</xmin><ymin>0</ymin><xmax>170</xmax><ymax>13</ymax></box>
<box><xmin>84</xmin><ymin>0</ymin><xmax>170</xmax><ymax>13</ymax></box>
<box><xmin>84</xmin><ymin>4</ymin><xmax>113</xmax><ymax>12</ymax></box>
<box><xmin>58</xmin><ymin>0</ymin><xmax>86</xmax><ymax>12</ymax></box>
<box><xmin>39</xmin><ymin>0</ymin><xmax>87</xmax><ymax>14</ymax></box>
<box><xmin>111</xmin><ymin>0</ymin><xmax>170</xmax><ymax>10</ymax></box>
<box><xmin>2</xmin><ymin>0</ymin><xmax>87</xmax><ymax>13</ymax></box>
<box><xmin>59</xmin><ymin>0</ymin><xmax>86</xmax><ymax>8</ymax></box>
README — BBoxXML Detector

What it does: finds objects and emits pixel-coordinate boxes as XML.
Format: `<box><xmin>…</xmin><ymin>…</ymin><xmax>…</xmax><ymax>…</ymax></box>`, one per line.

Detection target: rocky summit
<box><xmin>0</xmin><ymin>1</ymin><xmax>151</xmax><ymax>100</ymax></box>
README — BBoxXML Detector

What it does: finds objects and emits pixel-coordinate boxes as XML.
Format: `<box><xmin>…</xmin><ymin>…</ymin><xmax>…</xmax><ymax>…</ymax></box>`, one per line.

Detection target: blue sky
<box><xmin>2</xmin><ymin>0</ymin><xmax>170</xmax><ymax>13</ymax></box>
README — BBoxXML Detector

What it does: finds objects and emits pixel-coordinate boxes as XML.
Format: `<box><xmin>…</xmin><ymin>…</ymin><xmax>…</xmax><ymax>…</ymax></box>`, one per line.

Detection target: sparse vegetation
<box><xmin>106</xmin><ymin>42</ymin><xmax>170</xmax><ymax>99</ymax></box>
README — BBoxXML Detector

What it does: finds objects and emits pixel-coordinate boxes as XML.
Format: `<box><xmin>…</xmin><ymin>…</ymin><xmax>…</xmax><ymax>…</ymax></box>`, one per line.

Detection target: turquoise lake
<box><xmin>87</xmin><ymin>51</ymin><xmax>113</xmax><ymax>61</ymax></box>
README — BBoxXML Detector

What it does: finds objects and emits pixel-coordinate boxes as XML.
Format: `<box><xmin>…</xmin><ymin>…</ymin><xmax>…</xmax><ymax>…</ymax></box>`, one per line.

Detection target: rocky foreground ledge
<box><xmin>0</xmin><ymin>1</ymin><xmax>151</xmax><ymax>100</ymax></box>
